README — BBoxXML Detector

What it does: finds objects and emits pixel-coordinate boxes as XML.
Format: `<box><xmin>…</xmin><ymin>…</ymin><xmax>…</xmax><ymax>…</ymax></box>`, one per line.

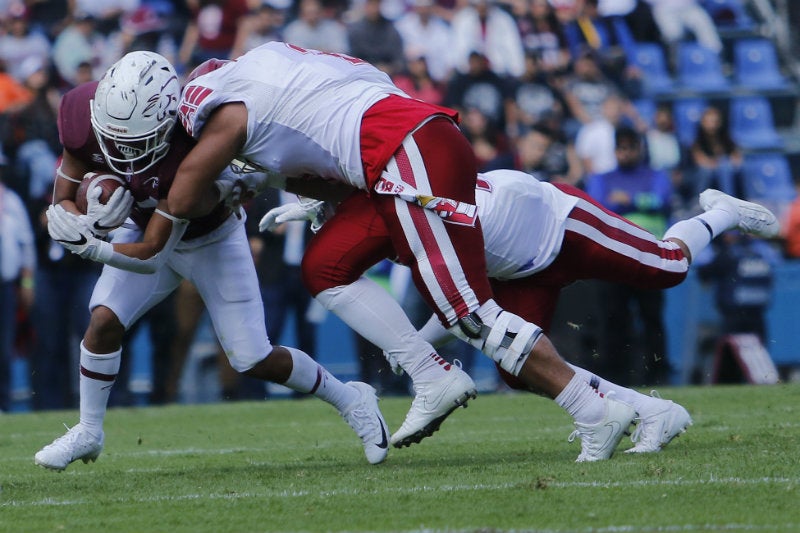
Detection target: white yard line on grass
<box><xmin>4</xmin><ymin>476</ymin><xmax>798</xmax><ymax>508</ymax></box>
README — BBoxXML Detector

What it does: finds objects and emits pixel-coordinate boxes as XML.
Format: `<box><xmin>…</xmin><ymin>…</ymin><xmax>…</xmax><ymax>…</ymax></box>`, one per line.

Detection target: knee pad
<box><xmin>449</xmin><ymin>308</ymin><xmax>543</xmax><ymax>376</ymax></box>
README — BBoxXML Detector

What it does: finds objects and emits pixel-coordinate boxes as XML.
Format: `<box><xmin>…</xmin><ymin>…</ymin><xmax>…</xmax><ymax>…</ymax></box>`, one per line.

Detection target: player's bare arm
<box><xmin>112</xmin><ymin>201</ymin><xmax>178</xmax><ymax>260</ymax></box>
<box><xmin>53</xmin><ymin>150</ymin><xmax>91</xmax><ymax>213</ymax></box>
<box><xmin>169</xmin><ymin>103</ymin><xmax>248</xmax><ymax>219</ymax></box>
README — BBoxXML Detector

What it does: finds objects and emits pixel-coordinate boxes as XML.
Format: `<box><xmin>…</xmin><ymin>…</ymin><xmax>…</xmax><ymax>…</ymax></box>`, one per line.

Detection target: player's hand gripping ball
<box><xmin>75</xmin><ymin>173</ymin><xmax>133</xmax><ymax>235</ymax></box>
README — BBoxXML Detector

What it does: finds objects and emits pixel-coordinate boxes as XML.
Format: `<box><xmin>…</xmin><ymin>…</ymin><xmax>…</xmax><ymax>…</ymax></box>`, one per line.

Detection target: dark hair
<box><xmin>614</xmin><ymin>125</ymin><xmax>640</xmax><ymax>146</ymax></box>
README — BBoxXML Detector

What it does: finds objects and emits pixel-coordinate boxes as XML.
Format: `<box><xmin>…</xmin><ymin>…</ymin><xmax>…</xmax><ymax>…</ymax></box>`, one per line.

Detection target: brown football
<box><xmin>75</xmin><ymin>173</ymin><xmax>128</xmax><ymax>214</ymax></box>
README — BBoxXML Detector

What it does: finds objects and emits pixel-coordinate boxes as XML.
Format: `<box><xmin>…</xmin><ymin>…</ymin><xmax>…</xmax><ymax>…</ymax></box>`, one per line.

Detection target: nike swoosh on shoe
<box><xmin>376</xmin><ymin>418</ymin><xmax>388</xmax><ymax>449</ymax></box>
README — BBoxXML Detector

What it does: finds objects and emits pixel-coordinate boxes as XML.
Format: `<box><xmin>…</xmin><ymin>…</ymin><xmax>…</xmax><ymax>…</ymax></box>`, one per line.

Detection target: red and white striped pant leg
<box><xmin>556</xmin><ymin>192</ymin><xmax>690</xmax><ymax>289</ymax></box>
<box><xmin>373</xmin><ymin>118</ymin><xmax>493</xmax><ymax>327</ymax></box>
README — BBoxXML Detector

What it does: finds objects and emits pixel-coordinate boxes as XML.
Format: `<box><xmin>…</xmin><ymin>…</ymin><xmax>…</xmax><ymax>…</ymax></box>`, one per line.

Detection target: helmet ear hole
<box><xmin>91</xmin><ymin>51</ymin><xmax>180</xmax><ymax>174</ymax></box>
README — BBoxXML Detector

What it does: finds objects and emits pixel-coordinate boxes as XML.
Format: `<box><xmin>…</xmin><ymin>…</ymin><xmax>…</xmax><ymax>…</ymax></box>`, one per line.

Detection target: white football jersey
<box><xmin>179</xmin><ymin>42</ymin><xmax>408</xmax><ymax>189</ymax></box>
<box><xmin>476</xmin><ymin>170</ymin><xmax>578</xmax><ymax>280</ymax></box>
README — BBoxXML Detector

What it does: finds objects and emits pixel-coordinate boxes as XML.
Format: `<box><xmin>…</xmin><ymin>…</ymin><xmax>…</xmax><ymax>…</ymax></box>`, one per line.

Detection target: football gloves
<box><xmin>46</xmin><ymin>204</ymin><xmax>112</xmax><ymax>262</ymax></box>
<box><xmin>85</xmin><ymin>183</ymin><xmax>134</xmax><ymax>236</ymax></box>
<box><xmin>258</xmin><ymin>197</ymin><xmax>333</xmax><ymax>233</ymax></box>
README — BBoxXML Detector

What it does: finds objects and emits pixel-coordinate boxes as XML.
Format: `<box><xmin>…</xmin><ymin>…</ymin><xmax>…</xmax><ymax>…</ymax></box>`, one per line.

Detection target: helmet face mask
<box><xmin>90</xmin><ymin>51</ymin><xmax>180</xmax><ymax>175</ymax></box>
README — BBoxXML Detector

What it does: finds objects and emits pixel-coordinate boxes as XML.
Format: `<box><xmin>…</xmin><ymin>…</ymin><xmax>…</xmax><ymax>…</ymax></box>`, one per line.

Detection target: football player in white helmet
<box><xmin>90</xmin><ymin>51</ymin><xmax>181</xmax><ymax>175</ymax></box>
<box><xmin>35</xmin><ymin>54</ymin><xmax>390</xmax><ymax>471</ymax></box>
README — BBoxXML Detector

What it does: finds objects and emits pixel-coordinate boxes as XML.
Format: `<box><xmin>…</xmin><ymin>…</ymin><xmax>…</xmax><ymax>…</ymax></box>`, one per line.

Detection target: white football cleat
<box><xmin>391</xmin><ymin>364</ymin><xmax>477</xmax><ymax>448</ymax></box>
<box><xmin>626</xmin><ymin>393</ymin><xmax>692</xmax><ymax>454</ymax></box>
<box><xmin>340</xmin><ymin>382</ymin><xmax>390</xmax><ymax>464</ymax></box>
<box><xmin>699</xmin><ymin>188</ymin><xmax>779</xmax><ymax>238</ymax></box>
<box><xmin>568</xmin><ymin>393</ymin><xmax>636</xmax><ymax>462</ymax></box>
<box><xmin>34</xmin><ymin>424</ymin><xmax>104</xmax><ymax>471</ymax></box>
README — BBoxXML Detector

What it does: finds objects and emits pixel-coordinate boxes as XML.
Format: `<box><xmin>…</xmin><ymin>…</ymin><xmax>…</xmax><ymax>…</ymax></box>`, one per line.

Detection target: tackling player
<box><xmin>34</xmin><ymin>51</ymin><xmax>390</xmax><ymax>471</ymax></box>
<box><xmin>165</xmin><ymin>42</ymin><xmax>639</xmax><ymax>461</ymax></box>
<box><xmin>262</xmin><ymin>168</ymin><xmax>778</xmax><ymax>457</ymax></box>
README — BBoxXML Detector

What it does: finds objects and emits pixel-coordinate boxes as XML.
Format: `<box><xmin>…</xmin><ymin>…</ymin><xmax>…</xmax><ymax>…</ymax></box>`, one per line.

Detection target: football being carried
<box><xmin>75</xmin><ymin>172</ymin><xmax>133</xmax><ymax>234</ymax></box>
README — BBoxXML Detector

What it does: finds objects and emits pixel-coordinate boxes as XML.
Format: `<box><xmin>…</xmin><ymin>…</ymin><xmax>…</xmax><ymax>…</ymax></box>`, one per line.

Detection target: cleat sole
<box><xmin>392</xmin><ymin>388</ymin><xmax>477</xmax><ymax>449</ymax></box>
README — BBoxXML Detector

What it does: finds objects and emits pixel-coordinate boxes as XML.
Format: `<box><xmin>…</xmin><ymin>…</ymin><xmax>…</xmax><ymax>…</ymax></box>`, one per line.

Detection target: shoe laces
<box><xmin>342</xmin><ymin>397</ymin><xmax>378</xmax><ymax>440</ymax></box>
<box><xmin>629</xmin><ymin>390</ymin><xmax>662</xmax><ymax>446</ymax></box>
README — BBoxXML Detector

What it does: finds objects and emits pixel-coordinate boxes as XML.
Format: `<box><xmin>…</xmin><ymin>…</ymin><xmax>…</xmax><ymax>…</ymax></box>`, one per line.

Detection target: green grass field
<box><xmin>2</xmin><ymin>384</ymin><xmax>799</xmax><ymax>533</ymax></box>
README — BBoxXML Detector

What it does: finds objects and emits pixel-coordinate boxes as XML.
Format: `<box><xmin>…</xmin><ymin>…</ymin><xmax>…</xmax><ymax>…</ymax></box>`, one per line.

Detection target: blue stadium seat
<box><xmin>672</xmin><ymin>97</ymin><xmax>708</xmax><ymax>146</ymax></box>
<box><xmin>632</xmin><ymin>43</ymin><xmax>675</xmax><ymax>95</ymax></box>
<box><xmin>734</xmin><ymin>38</ymin><xmax>791</xmax><ymax>90</ymax></box>
<box><xmin>702</xmin><ymin>0</ymin><xmax>755</xmax><ymax>31</ymax></box>
<box><xmin>741</xmin><ymin>153</ymin><xmax>797</xmax><ymax>204</ymax></box>
<box><xmin>729</xmin><ymin>95</ymin><xmax>784</xmax><ymax>150</ymax></box>
<box><xmin>676</xmin><ymin>42</ymin><xmax>731</xmax><ymax>93</ymax></box>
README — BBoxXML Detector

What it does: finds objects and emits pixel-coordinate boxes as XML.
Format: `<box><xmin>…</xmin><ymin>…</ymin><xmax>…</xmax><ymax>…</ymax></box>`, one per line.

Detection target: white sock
<box><xmin>554</xmin><ymin>373</ymin><xmax>606</xmax><ymax>425</ymax></box>
<box><xmin>78</xmin><ymin>341</ymin><xmax>121</xmax><ymax>437</ymax></box>
<box><xmin>315</xmin><ymin>278</ymin><xmax>447</xmax><ymax>382</ymax></box>
<box><xmin>282</xmin><ymin>346</ymin><xmax>358</xmax><ymax>412</ymax></box>
<box><xmin>567</xmin><ymin>363</ymin><xmax>662</xmax><ymax>417</ymax></box>
<box><xmin>664</xmin><ymin>209</ymin><xmax>735</xmax><ymax>261</ymax></box>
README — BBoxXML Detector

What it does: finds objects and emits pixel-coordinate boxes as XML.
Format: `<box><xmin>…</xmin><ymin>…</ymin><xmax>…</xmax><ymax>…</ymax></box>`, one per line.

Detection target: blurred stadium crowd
<box><xmin>1</xmin><ymin>0</ymin><xmax>799</xmax><ymax>412</ymax></box>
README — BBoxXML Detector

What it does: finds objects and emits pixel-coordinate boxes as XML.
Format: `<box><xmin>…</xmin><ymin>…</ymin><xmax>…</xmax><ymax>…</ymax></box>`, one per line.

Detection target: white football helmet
<box><xmin>90</xmin><ymin>51</ymin><xmax>180</xmax><ymax>175</ymax></box>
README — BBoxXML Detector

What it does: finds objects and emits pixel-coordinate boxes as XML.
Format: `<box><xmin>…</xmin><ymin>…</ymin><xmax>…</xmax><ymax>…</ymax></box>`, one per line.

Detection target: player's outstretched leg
<box><xmin>34</xmin><ymin>424</ymin><xmax>104</xmax><ymax>471</ymax></box>
<box><xmin>390</xmin><ymin>360</ymin><xmax>477</xmax><ymax>448</ymax></box>
<box><xmin>626</xmin><ymin>391</ymin><xmax>693</xmax><ymax>454</ymax></box>
<box><xmin>568</xmin><ymin>393</ymin><xmax>637</xmax><ymax>462</ymax></box>
<box><xmin>340</xmin><ymin>382</ymin><xmax>390</xmax><ymax>464</ymax></box>
<box><xmin>699</xmin><ymin>189</ymin><xmax>779</xmax><ymax>238</ymax></box>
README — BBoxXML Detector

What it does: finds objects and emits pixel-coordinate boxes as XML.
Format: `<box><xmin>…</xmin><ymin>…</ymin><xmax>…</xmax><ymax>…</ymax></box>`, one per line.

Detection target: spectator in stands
<box><xmin>645</xmin><ymin>103</ymin><xmax>682</xmax><ymax>174</ymax></box>
<box><xmin>460</xmin><ymin>107</ymin><xmax>514</xmax><ymax>171</ymax></box>
<box><xmin>347</xmin><ymin>0</ymin><xmax>405</xmax><ymax>76</ymax></box>
<box><xmin>0</xmin><ymin>3</ymin><xmax>52</xmax><ymax>85</ymax></box>
<box><xmin>25</xmin><ymin>0</ymin><xmax>71</xmax><ymax>41</ymax></box>
<box><xmin>507</xmin><ymin>51</ymin><xmax>565</xmax><ymax>140</ymax></box>
<box><xmin>689</xmin><ymin>106</ymin><xmax>744</xmax><ymax>200</ymax></box>
<box><xmin>444</xmin><ymin>50</ymin><xmax>514</xmax><ymax>134</ymax></box>
<box><xmin>52</xmin><ymin>12</ymin><xmax>107</xmax><ymax>87</ymax></box>
<box><xmin>643</xmin><ymin>0</ymin><xmax>723</xmax><ymax>58</ymax></box>
<box><xmin>73</xmin><ymin>0</ymin><xmax>140</xmax><ymax>36</ymax></box>
<box><xmin>178</xmin><ymin>0</ymin><xmax>251</xmax><ymax>69</ymax></box>
<box><xmin>116</xmin><ymin>5</ymin><xmax>177</xmax><ymax>60</ymax></box>
<box><xmin>282</xmin><ymin>0</ymin><xmax>349</xmax><ymax>53</ymax></box>
<box><xmin>555</xmin><ymin>50</ymin><xmax>618</xmax><ymax>131</ymax></box>
<box><xmin>598</xmin><ymin>0</ymin><xmax>660</xmax><ymax>44</ymax></box>
<box><xmin>394</xmin><ymin>0</ymin><xmax>454</xmax><ymax>82</ymax></box>
<box><xmin>450</xmin><ymin>0</ymin><xmax>526</xmax><ymax>78</ymax></box>
<box><xmin>509</xmin><ymin>123</ymin><xmax>579</xmax><ymax>184</ymax></box>
<box><xmin>585</xmin><ymin>126</ymin><xmax>673</xmax><ymax>385</ymax></box>
<box><xmin>574</xmin><ymin>91</ymin><xmax>645</xmax><ymax>176</ymax></box>
<box><xmin>2</xmin><ymin>56</ymin><xmax>60</xmax><ymax>205</ymax></box>
<box><xmin>391</xmin><ymin>47</ymin><xmax>446</xmax><ymax>105</ymax></box>
<box><xmin>512</xmin><ymin>0</ymin><xmax>570</xmax><ymax>75</ymax></box>
<box><xmin>0</xmin><ymin>146</ymin><xmax>36</xmax><ymax>413</ymax></box>
<box><xmin>0</xmin><ymin>59</ymin><xmax>32</xmax><ymax>114</ymax></box>
<box><xmin>230</xmin><ymin>0</ymin><xmax>286</xmax><ymax>57</ymax></box>
<box><xmin>562</xmin><ymin>0</ymin><xmax>642</xmax><ymax>97</ymax></box>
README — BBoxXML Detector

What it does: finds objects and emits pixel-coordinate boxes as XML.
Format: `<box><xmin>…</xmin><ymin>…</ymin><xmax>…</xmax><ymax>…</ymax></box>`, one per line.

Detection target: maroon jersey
<box><xmin>58</xmin><ymin>82</ymin><xmax>229</xmax><ymax>240</ymax></box>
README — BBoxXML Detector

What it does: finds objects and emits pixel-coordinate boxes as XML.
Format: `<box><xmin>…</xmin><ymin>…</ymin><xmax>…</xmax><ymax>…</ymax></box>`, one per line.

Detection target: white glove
<box><xmin>46</xmin><ymin>205</ymin><xmax>112</xmax><ymax>262</ymax></box>
<box><xmin>85</xmin><ymin>184</ymin><xmax>134</xmax><ymax>236</ymax></box>
<box><xmin>258</xmin><ymin>200</ymin><xmax>325</xmax><ymax>233</ymax></box>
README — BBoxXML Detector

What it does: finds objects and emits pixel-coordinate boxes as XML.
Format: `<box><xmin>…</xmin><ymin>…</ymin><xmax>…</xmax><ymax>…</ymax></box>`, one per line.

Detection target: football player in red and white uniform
<box><xmin>34</xmin><ymin>52</ymin><xmax>390</xmax><ymax>471</ymax></box>
<box><xmin>263</xmin><ymin>167</ymin><xmax>778</xmax><ymax>456</ymax></box>
<box><xmin>166</xmin><ymin>42</ymin><xmax>642</xmax><ymax>460</ymax></box>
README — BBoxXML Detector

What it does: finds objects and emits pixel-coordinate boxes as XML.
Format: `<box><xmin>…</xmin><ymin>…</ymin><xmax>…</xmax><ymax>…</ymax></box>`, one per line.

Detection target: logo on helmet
<box><xmin>143</xmin><ymin>77</ymin><xmax>179</xmax><ymax>123</ymax></box>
